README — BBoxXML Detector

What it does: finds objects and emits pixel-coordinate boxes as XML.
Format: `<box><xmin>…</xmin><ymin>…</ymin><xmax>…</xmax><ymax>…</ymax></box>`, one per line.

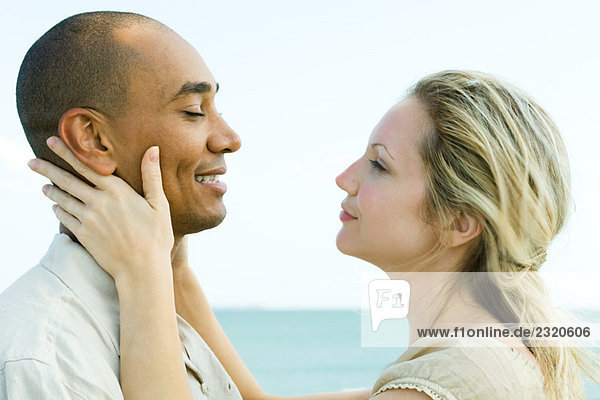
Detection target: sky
<box><xmin>1</xmin><ymin>0</ymin><xmax>599</xmax><ymax>310</ymax></box>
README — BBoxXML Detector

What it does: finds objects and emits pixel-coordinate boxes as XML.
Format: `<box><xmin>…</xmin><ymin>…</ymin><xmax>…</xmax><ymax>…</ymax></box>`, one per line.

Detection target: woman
<box><xmin>29</xmin><ymin>70</ymin><xmax>599</xmax><ymax>399</ymax></box>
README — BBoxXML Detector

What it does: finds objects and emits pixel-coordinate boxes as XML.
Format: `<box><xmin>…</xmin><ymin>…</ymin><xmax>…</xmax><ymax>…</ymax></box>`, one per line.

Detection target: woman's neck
<box><xmin>384</xmin><ymin>249</ymin><xmax>496</xmax><ymax>346</ymax></box>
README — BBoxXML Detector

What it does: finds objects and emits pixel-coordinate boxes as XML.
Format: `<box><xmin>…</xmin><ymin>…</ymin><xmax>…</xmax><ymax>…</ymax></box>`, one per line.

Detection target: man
<box><xmin>1</xmin><ymin>11</ymin><xmax>242</xmax><ymax>398</ymax></box>
<box><xmin>2</xmin><ymin>10</ymin><xmax>372</xmax><ymax>400</ymax></box>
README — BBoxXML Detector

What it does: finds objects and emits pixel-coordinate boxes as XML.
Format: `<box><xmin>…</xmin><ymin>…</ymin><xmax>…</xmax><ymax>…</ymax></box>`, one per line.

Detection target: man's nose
<box><xmin>208</xmin><ymin>118</ymin><xmax>241</xmax><ymax>154</ymax></box>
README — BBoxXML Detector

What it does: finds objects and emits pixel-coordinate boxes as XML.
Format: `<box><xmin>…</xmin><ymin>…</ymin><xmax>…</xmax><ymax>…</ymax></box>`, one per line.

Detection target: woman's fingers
<box><xmin>141</xmin><ymin>146</ymin><xmax>169</xmax><ymax>210</ymax></box>
<box><xmin>29</xmin><ymin>158</ymin><xmax>96</xmax><ymax>204</ymax></box>
<box><xmin>42</xmin><ymin>184</ymin><xmax>86</xmax><ymax>220</ymax></box>
<box><xmin>45</xmin><ymin>136</ymin><xmax>108</xmax><ymax>189</ymax></box>
<box><xmin>51</xmin><ymin>204</ymin><xmax>82</xmax><ymax>235</ymax></box>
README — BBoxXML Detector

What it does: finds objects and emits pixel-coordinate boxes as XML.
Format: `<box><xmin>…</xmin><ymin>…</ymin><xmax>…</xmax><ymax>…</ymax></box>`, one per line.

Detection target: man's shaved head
<box><xmin>17</xmin><ymin>11</ymin><xmax>240</xmax><ymax>236</ymax></box>
<box><xmin>16</xmin><ymin>11</ymin><xmax>167</xmax><ymax>169</ymax></box>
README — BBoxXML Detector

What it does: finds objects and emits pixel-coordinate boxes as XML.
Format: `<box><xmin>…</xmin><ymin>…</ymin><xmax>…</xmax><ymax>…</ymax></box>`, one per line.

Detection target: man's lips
<box><xmin>194</xmin><ymin>166</ymin><xmax>227</xmax><ymax>194</ymax></box>
<box><xmin>195</xmin><ymin>166</ymin><xmax>227</xmax><ymax>176</ymax></box>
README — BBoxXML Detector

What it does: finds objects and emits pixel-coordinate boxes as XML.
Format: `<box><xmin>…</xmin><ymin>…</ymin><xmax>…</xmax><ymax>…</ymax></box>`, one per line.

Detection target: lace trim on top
<box><xmin>370</xmin><ymin>377</ymin><xmax>458</xmax><ymax>400</ymax></box>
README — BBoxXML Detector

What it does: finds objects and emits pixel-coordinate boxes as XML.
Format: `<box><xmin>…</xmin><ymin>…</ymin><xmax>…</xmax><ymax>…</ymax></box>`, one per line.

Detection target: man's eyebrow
<box><xmin>371</xmin><ymin>143</ymin><xmax>396</xmax><ymax>160</ymax></box>
<box><xmin>170</xmin><ymin>81</ymin><xmax>219</xmax><ymax>101</ymax></box>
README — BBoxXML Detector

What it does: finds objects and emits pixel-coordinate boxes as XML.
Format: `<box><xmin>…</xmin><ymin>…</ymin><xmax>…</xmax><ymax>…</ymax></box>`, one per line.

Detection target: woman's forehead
<box><xmin>369</xmin><ymin>98</ymin><xmax>429</xmax><ymax>158</ymax></box>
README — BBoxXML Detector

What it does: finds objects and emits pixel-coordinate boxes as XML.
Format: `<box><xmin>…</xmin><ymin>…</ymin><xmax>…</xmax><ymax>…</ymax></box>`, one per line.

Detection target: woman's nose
<box><xmin>335</xmin><ymin>159</ymin><xmax>359</xmax><ymax>196</ymax></box>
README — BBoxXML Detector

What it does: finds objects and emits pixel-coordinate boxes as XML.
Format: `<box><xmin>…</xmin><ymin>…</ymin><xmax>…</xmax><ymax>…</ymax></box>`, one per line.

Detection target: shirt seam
<box><xmin>24</xmin><ymin>270</ymin><xmax>70</xmax><ymax>362</ymax></box>
<box><xmin>2</xmin><ymin>280</ymin><xmax>90</xmax><ymax>398</ymax></box>
<box><xmin>411</xmin><ymin>337</ymin><xmax>544</xmax><ymax>377</ymax></box>
<box><xmin>506</xmin><ymin>346</ymin><xmax>545</xmax><ymax>378</ymax></box>
<box><xmin>1</xmin><ymin>358</ymin><xmax>88</xmax><ymax>399</ymax></box>
<box><xmin>39</xmin><ymin>262</ymin><xmax>120</xmax><ymax>356</ymax></box>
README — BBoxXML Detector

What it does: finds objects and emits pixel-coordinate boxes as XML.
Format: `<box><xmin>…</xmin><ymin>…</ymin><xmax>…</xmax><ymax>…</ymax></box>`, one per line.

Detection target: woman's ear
<box><xmin>58</xmin><ymin>108</ymin><xmax>117</xmax><ymax>176</ymax></box>
<box><xmin>449</xmin><ymin>211</ymin><xmax>482</xmax><ymax>248</ymax></box>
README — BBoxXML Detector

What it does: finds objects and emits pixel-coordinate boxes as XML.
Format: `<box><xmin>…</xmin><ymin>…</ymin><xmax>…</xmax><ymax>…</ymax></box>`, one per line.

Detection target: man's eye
<box><xmin>185</xmin><ymin>111</ymin><xmax>205</xmax><ymax>117</ymax></box>
<box><xmin>369</xmin><ymin>159</ymin><xmax>386</xmax><ymax>171</ymax></box>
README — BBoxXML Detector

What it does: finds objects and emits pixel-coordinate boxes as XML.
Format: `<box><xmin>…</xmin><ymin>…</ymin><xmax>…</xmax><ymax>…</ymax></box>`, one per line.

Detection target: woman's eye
<box><xmin>369</xmin><ymin>159</ymin><xmax>386</xmax><ymax>171</ymax></box>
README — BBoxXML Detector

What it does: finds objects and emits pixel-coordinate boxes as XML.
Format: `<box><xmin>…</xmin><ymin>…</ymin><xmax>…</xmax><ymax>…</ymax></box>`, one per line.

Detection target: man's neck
<box><xmin>59</xmin><ymin>223</ymin><xmax>181</xmax><ymax>263</ymax></box>
<box><xmin>171</xmin><ymin>236</ymin><xmax>183</xmax><ymax>261</ymax></box>
<box><xmin>59</xmin><ymin>223</ymin><xmax>80</xmax><ymax>245</ymax></box>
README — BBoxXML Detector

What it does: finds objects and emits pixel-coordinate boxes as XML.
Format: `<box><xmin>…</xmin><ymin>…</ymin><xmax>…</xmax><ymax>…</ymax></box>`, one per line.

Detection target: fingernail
<box><xmin>46</xmin><ymin>136</ymin><xmax>57</xmax><ymax>147</ymax></box>
<box><xmin>149</xmin><ymin>146</ymin><xmax>159</xmax><ymax>163</ymax></box>
<box><xmin>28</xmin><ymin>159</ymin><xmax>38</xmax><ymax>169</ymax></box>
<box><xmin>42</xmin><ymin>185</ymin><xmax>50</xmax><ymax>195</ymax></box>
<box><xmin>51</xmin><ymin>204</ymin><xmax>58</xmax><ymax>213</ymax></box>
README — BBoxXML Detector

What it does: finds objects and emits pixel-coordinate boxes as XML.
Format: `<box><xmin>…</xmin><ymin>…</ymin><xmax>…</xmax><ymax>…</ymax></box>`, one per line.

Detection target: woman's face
<box><xmin>335</xmin><ymin>98</ymin><xmax>439</xmax><ymax>270</ymax></box>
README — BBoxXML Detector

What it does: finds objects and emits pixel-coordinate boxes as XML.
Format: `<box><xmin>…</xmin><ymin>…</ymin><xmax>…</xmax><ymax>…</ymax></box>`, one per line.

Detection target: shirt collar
<box><xmin>39</xmin><ymin>233</ymin><xmax>121</xmax><ymax>356</ymax></box>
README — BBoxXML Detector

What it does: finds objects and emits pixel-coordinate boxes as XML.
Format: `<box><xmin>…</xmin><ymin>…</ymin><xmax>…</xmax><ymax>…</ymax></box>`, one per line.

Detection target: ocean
<box><xmin>215</xmin><ymin>309</ymin><xmax>600</xmax><ymax>398</ymax></box>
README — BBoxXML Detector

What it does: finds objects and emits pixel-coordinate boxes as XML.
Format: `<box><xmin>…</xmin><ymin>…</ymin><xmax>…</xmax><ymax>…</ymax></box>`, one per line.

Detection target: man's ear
<box><xmin>58</xmin><ymin>108</ymin><xmax>117</xmax><ymax>176</ymax></box>
<box><xmin>449</xmin><ymin>211</ymin><xmax>482</xmax><ymax>248</ymax></box>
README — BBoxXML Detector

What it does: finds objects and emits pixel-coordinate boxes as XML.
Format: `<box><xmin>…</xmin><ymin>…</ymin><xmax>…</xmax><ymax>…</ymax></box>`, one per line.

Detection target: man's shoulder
<box><xmin>0</xmin><ymin>263</ymin><xmax>118</xmax><ymax>368</ymax></box>
<box><xmin>0</xmin><ymin>263</ymin><xmax>122</xmax><ymax>396</ymax></box>
<box><xmin>0</xmin><ymin>264</ymin><xmax>73</xmax><ymax>356</ymax></box>
<box><xmin>1</xmin><ymin>262</ymin><xmax>65</xmax><ymax>298</ymax></box>
<box><xmin>0</xmin><ymin>263</ymin><xmax>69</xmax><ymax>334</ymax></box>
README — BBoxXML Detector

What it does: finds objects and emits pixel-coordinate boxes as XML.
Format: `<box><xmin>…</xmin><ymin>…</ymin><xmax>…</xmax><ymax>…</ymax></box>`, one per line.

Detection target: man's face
<box><xmin>106</xmin><ymin>26</ymin><xmax>241</xmax><ymax>237</ymax></box>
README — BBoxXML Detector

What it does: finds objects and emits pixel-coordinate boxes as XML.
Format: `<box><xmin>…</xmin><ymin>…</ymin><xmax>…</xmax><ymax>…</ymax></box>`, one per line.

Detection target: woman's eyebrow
<box><xmin>371</xmin><ymin>143</ymin><xmax>396</xmax><ymax>160</ymax></box>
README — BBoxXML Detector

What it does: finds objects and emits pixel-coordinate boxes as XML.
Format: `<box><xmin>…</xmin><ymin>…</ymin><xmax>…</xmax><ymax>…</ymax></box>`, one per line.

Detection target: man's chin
<box><xmin>174</xmin><ymin>209</ymin><xmax>227</xmax><ymax>236</ymax></box>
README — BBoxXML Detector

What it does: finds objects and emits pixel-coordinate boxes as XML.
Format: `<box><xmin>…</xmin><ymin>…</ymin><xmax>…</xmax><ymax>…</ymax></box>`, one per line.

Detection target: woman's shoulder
<box><xmin>370</xmin><ymin>337</ymin><xmax>545</xmax><ymax>400</ymax></box>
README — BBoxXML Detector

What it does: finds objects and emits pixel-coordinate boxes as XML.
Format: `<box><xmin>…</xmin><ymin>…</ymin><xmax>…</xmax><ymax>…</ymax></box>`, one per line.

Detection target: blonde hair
<box><xmin>408</xmin><ymin>70</ymin><xmax>599</xmax><ymax>399</ymax></box>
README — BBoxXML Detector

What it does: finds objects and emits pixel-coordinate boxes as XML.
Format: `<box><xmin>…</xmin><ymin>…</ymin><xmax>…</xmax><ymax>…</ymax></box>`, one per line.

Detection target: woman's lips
<box><xmin>339</xmin><ymin>210</ymin><xmax>357</xmax><ymax>222</ymax></box>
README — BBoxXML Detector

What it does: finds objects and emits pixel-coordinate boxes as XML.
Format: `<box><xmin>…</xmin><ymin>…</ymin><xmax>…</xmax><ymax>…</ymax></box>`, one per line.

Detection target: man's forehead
<box><xmin>113</xmin><ymin>23</ymin><xmax>171</xmax><ymax>47</ymax></box>
<box><xmin>114</xmin><ymin>24</ymin><xmax>208</xmax><ymax>72</ymax></box>
<box><xmin>113</xmin><ymin>26</ymin><xmax>216</xmax><ymax>104</ymax></box>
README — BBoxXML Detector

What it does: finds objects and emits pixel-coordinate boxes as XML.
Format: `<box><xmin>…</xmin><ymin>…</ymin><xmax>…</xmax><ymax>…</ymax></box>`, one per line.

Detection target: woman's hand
<box><xmin>28</xmin><ymin>136</ymin><xmax>174</xmax><ymax>284</ymax></box>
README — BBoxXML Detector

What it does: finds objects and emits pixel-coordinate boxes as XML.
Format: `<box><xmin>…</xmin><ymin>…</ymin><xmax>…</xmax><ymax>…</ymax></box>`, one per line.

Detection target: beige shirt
<box><xmin>370</xmin><ymin>337</ymin><xmax>546</xmax><ymax>400</ymax></box>
<box><xmin>0</xmin><ymin>234</ymin><xmax>241</xmax><ymax>399</ymax></box>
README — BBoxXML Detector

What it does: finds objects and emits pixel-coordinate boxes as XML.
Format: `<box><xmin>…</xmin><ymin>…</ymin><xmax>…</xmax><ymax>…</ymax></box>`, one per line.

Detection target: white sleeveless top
<box><xmin>370</xmin><ymin>337</ymin><xmax>546</xmax><ymax>400</ymax></box>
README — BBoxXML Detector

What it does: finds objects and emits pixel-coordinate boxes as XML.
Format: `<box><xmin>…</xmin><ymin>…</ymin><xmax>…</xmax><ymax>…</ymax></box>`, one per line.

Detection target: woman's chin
<box><xmin>335</xmin><ymin>231</ymin><xmax>358</xmax><ymax>257</ymax></box>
